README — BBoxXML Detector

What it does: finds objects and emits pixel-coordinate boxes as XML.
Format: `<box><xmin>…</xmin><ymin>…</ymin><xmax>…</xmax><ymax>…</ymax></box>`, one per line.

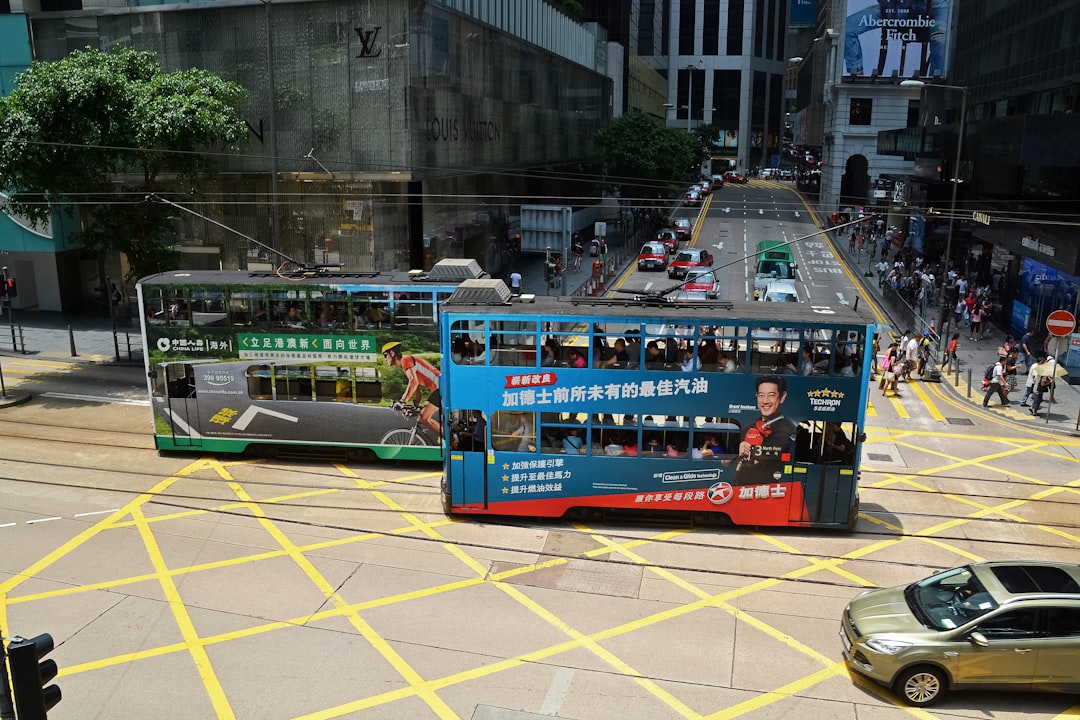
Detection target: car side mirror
<box><xmin>968</xmin><ymin>631</ymin><xmax>989</xmax><ymax>647</ymax></box>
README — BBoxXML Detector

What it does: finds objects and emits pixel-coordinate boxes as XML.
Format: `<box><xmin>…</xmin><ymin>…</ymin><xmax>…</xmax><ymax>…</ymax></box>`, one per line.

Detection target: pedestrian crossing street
<box><xmin>866</xmin><ymin>372</ymin><xmax>1047</xmax><ymax>426</ymax></box>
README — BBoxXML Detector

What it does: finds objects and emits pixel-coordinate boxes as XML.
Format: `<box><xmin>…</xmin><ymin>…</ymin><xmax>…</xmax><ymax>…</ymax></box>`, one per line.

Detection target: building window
<box><xmin>850</xmin><ymin>98</ymin><xmax>873</xmax><ymax>126</ymax></box>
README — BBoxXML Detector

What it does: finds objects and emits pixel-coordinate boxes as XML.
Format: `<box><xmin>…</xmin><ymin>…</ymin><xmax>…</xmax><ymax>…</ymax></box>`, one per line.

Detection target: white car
<box><xmin>759</xmin><ymin>280</ymin><xmax>800</xmax><ymax>302</ymax></box>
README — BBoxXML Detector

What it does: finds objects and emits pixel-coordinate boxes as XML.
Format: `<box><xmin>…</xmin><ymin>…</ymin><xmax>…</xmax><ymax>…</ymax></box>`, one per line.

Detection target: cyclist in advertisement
<box><xmin>382</xmin><ymin>341</ymin><xmax>442</xmax><ymax>437</ymax></box>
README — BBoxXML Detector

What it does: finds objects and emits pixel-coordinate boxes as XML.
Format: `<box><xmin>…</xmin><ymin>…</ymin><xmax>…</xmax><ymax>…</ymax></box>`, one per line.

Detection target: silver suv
<box><xmin>841</xmin><ymin>561</ymin><xmax>1080</xmax><ymax>706</ymax></box>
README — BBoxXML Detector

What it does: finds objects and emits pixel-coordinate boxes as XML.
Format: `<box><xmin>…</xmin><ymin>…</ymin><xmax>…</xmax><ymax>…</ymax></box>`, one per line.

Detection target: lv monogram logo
<box><xmin>355</xmin><ymin>26</ymin><xmax>382</xmax><ymax>58</ymax></box>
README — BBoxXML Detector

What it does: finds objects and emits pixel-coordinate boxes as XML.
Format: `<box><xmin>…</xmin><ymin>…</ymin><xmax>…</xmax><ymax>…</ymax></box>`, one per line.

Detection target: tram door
<box><xmin>158</xmin><ymin>362</ymin><xmax>202</xmax><ymax>448</ymax></box>
<box><xmin>448</xmin><ymin>409</ymin><xmax>488</xmax><ymax>507</ymax></box>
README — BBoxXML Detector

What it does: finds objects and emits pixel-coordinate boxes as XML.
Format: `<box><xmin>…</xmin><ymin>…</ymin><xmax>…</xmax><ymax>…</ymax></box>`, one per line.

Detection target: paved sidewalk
<box><xmin>0</xmin><ymin>310</ymin><xmax>143</xmax><ymax>364</ymax></box>
<box><xmin>832</xmin><ymin>234</ymin><xmax>1080</xmax><ymax>437</ymax></box>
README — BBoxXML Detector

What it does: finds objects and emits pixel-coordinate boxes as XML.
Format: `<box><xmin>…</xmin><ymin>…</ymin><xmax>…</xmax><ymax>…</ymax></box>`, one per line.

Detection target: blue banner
<box><xmin>790</xmin><ymin>0</ymin><xmax>817</xmax><ymax>27</ymax></box>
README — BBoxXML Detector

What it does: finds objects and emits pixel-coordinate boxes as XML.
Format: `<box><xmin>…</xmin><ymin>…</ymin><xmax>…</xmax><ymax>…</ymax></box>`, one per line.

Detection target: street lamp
<box><xmin>685</xmin><ymin>60</ymin><xmax>703</xmax><ymax>132</ymax></box>
<box><xmin>901</xmin><ymin>80</ymin><xmax>968</xmax><ymax>277</ymax></box>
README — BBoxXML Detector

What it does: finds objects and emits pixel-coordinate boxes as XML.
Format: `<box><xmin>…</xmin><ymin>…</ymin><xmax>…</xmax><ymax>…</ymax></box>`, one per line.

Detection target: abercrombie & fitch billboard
<box><xmin>843</xmin><ymin>0</ymin><xmax>952</xmax><ymax>80</ymax></box>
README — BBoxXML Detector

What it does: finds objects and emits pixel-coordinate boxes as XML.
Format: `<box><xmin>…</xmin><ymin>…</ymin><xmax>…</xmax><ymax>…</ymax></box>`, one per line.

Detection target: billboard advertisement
<box><xmin>790</xmin><ymin>0</ymin><xmax>817</xmax><ymax>28</ymax></box>
<box><xmin>843</xmin><ymin>0</ymin><xmax>952</xmax><ymax>79</ymax></box>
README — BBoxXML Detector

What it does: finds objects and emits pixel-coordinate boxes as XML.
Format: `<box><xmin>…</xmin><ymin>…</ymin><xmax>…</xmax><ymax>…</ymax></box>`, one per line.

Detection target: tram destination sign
<box><xmin>238</xmin><ymin>333</ymin><xmax>378</xmax><ymax>361</ymax></box>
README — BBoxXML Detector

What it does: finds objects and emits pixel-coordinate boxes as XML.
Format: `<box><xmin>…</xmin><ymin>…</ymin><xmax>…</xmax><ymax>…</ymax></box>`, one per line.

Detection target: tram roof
<box><xmin>137</xmin><ymin>258</ymin><xmax>486</xmax><ymax>289</ymax></box>
<box><xmin>444</xmin><ymin>288</ymin><xmax>873</xmax><ymax>327</ymax></box>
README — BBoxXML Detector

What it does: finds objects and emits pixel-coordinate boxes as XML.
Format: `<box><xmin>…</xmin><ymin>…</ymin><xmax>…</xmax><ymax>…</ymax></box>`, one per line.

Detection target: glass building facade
<box><xmin>29</xmin><ymin>0</ymin><xmax>609</xmax><ymax>274</ymax></box>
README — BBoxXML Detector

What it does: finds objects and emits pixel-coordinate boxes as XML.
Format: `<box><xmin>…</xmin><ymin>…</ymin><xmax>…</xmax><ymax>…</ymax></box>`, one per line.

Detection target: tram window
<box><xmin>275</xmin><ymin>365</ymin><xmax>313</xmax><ymax>400</ymax></box>
<box><xmin>693</xmin><ymin>417</ymin><xmax>741</xmax><ymax>460</ymax></box>
<box><xmin>750</xmin><ymin>325</ymin><xmax>796</xmax><ymax>373</ymax></box>
<box><xmin>696</xmin><ymin>327</ymin><xmax>720</xmax><ymax>370</ymax></box>
<box><xmin>594</xmin><ymin>414</ymin><xmax>634</xmax><ymax>456</ymax></box>
<box><xmin>164</xmin><ymin>364</ymin><xmax>196</xmax><ymax>399</ymax></box>
<box><xmin>143</xmin><ymin>288</ymin><xmax>168</xmax><ymax>324</ymax></box>
<box><xmin>314</xmin><ymin>366</ymin><xmax>351</xmax><ymax>401</ymax></box>
<box><xmin>455</xmin><ymin>409</ymin><xmax>486</xmax><ymax>452</ymax></box>
<box><xmin>167</xmin><ymin>293</ymin><xmax>190</xmax><ymax>325</ymax></box>
<box><xmin>348</xmin><ymin>291</ymin><xmax>391</xmax><ymax>328</ymax></box>
<box><xmin>491</xmin><ymin>322</ymin><xmax>537</xmax><ymax>367</ymax></box>
<box><xmin>311</xmin><ymin>296</ymin><xmax>348</xmax><ymax>329</ymax></box>
<box><xmin>190</xmin><ymin>290</ymin><xmax>227</xmax><ymax>326</ymax></box>
<box><xmin>799</xmin><ymin>419</ymin><xmax>857</xmax><ymax>464</ymax></box>
<box><xmin>491</xmin><ymin>411</ymin><xmax>536</xmax><ymax>452</ymax></box>
<box><xmin>392</xmin><ymin>291</ymin><xmax>435</xmax><ymax>330</ymax></box>
<box><xmin>230</xmin><ymin>291</ymin><xmax>267</xmax><ymax>326</ymax></box>
<box><xmin>270</xmin><ymin>290</ymin><xmax>307</xmax><ymax>325</ymax></box>
<box><xmin>247</xmin><ymin>365</ymin><xmax>272</xmax><ymax>399</ymax></box>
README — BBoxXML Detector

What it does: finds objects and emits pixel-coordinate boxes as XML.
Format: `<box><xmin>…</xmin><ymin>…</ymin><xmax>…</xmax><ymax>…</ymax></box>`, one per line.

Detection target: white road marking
<box><xmin>75</xmin><ymin>510</ymin><xmax>119</xmax><ymax>518</ymax></box>
<box><xmin>27</xmin><ymin>517</ymin><xmax>62</xmax><ymax>524</ymax></box>
<box><xmin>539</xmin><ymin>667</ymin><xmax>576</xmax><ymax>715</ymax></box>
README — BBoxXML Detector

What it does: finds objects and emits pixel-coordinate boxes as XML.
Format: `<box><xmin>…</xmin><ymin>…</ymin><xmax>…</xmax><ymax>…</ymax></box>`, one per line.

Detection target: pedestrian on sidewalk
<box><xmin>1030</xmin><ymin>374</ymin><xmax>1054</xmax><ymax>416</ymax></box>
<box><xmin>1019</xmin><ymin>328</ymin><xmax>1034</xmax><ymax>370</ymax></box>
<box><xmin>982</xmin><ymin>356</ymin><xmax>1010</xmax><ymax>408</ymax></box>
<box><xmin>1020</xmin><ymin>355</ymin><xmax>1045</xmax><ymax>407</ymax></box>
<box><xmin>969</xmin><ymin>303</ymin><xmax>984</xmax><ymax>341</ymax></box>
<box><xmin>509</xmin><ymin>271</ymin><xmax>522</xmax><ymax>295</ymax></box>
<box><xmin>941</xmin><ymin>333</ymin><xmax>959</xmax><ymax>370</ymax></box>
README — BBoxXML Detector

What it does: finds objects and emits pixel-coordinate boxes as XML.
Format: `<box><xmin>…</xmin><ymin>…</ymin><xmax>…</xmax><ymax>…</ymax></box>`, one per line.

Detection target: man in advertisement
<box><xmin>732</xmin><ymin>374</ymin><xmax>798</xmax><ymax>485</ymax></box>
<box><xmin>844</xmin><ymin>0</ymin><xmax>950</xmax><ymax>79</ymax></box>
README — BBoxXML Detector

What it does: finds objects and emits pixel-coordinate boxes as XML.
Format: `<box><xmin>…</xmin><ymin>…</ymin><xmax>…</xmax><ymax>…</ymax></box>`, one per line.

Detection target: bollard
<box><xmin>68</xmin><ymin>325</ymin><xmax>78</xmax><ymax>357</ymax></box>
<box><xmin>966</xmin><ymin>368</ymin><xmax>972</xmax><ymax>399</ymax></box>
<box><xmin>17</xmin><ymin>325</ymin><xmax>27</xmax><ymax>354</ymax></box>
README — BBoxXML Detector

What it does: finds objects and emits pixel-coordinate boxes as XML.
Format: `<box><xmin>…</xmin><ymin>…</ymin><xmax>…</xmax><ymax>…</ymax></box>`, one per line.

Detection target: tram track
<box><xmin>3</xmin><ymin>458</ymin><xmax>1078</xmax><ymax>577</ymax></box>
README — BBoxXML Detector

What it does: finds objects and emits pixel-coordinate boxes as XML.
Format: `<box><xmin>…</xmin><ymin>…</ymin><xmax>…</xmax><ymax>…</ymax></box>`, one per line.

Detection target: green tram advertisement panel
<box><xmin>137</xmin><ymin>262</ymin><xmax>482</xmax><ymax>460</ymax></box>
<box><xmin>440</xmin><ymin>286</ymin><xmax>874</xmax><ymax>529</ymax></box>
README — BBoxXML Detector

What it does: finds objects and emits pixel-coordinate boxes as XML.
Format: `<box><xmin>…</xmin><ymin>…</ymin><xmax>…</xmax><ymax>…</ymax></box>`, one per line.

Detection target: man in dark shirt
<box><xmin>734</xmin><ymin>374</ymin><xmax>797</xmax><ymax>485</ymax></box>
<box><xmin>600</xmin><ymin>338</ymin><xmax>630</xmax><ymax>367</ymax></box>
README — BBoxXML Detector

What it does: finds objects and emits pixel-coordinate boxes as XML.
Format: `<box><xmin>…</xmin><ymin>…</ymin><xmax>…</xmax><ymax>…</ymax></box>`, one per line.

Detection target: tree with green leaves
<box><xmin>0</xmin><ymin>45</ymin><xmax>249</xmax><ymax>281</ymax></box>
<box><xmin>593</xmin><ymin>111</ymin><xmax>705</xmax><ymax>206</ymax></box>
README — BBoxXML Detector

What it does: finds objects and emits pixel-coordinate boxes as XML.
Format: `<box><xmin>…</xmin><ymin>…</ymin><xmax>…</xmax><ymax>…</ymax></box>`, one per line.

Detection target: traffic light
<box><xmin>3</xmin><ymin>277</ymin><xmax>15</xmax><ymax>297</ymax></box>
<box><xmin>7</xmin><ymin>633</ymin><xmax>62</xmax><ymax>719</ymax></box>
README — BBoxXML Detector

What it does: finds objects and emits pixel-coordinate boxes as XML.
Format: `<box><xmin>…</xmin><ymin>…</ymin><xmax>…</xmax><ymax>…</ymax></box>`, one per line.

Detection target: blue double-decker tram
<box><xmin>439</xmin><ymin>279</ymin><xmax>875</xmax><ymax>529</ymax></box>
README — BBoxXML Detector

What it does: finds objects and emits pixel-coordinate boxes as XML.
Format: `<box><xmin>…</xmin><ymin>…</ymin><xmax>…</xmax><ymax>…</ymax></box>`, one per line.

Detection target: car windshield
<box><xmin>642</xmin><ymin>245</ymin><xmax>662</xmax><ymax>254</ymax></box>
<box><xmin>686</xmin><ymin>270</ymin><xmax>713</xmax><ymax>282</ymax></box>
<box><xmin>675</xmin><ymin>252</ymin><xmax>695</xmax><ymax>263</ymax></box>
<box><xmin>756</xmin><ymin>260</ymin><xmax>794</xmax><ymax>279</ymax></box>
<box><xmin>764</xmin><ymin>288</ymin><xmax>797</xmax><ymax>302</ymax></box>
<box><xmin>904</xmin><ymin>566</ymin><xmax>1000</xmax><ymax>630</ymax></box>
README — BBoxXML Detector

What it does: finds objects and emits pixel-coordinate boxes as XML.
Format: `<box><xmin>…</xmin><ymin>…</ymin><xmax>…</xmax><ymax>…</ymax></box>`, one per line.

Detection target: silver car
<box><xmin>841</xmin><ymin>561</ymin><xmax>1080</xmax><ymax>706</ymax></box>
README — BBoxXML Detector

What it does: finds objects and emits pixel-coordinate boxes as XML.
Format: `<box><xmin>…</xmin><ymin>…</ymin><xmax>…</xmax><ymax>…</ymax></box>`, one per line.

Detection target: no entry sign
<box><xmin>1046</xmin><ymin>310</ymin><xmax>1076</xmax><ymax>337</ymax></box>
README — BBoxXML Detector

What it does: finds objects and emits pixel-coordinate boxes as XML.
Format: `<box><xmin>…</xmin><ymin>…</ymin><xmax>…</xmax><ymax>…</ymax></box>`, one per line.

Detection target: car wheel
<box><xmin>894</xmin><ymin>666</ymin><xmax>946</xmax><ymax>707</ymax></box>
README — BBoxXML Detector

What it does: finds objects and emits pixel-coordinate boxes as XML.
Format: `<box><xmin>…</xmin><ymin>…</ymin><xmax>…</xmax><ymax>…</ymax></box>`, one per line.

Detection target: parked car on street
<box><xmin>841</xmin><ymin>560</ymin><xmax>1080</xmax><ymax>707</ymax></box>
<box><xmin>672</xmin><ymin>217</ymin><xmax>692</xmax><ymax>241</ymax></box>
<box><xmin>637</xmin><ymin>242</ymin><xmax>668</xmax><ymax>271</ymax></box>
<box><xmin>667</xmin><ymin>248</ymin><xmax>713</xmax><ymax>279</ymax></box>
<box><xmin>655</xmin><ymin>228</ymin><xmax>680</xmax><ymax>253</ymax></box>
<box><xmin>680</xmin><ymin>267</ymin><xmax>720</xmax><ymax>298</ymax></box>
